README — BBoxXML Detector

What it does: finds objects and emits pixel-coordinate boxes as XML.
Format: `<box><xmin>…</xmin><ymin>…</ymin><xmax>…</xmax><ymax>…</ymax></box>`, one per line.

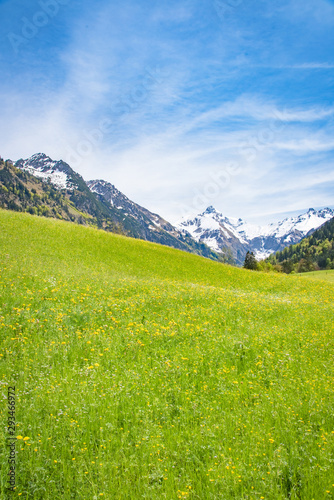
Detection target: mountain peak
<box><xmin>16</xmin><ymin>153</ymin><xmax>76</xmax><ymax>190</ymax></box>
<box><xmin>318</xmin><ymin>207</ymin><xmax>334</xmax><ymax>216</ymax></box>
<box><xmin>30</xmin><ymin>152</ymin><xmax>50</xmax><ymax>160</ymax></box>
<box><xmin>305</xmin><ymin>207</ymin><xmax>334</xmax><ymax>219</ymax></box>
<box><xmin>176</xmin><ymin>205</ymin><xmax>334</xmax><ymax>265</ymax></box>
<box><xmin>203</xmin><ymin>205</ymin><xmax>218</xmax><ymax>215</ymax></box>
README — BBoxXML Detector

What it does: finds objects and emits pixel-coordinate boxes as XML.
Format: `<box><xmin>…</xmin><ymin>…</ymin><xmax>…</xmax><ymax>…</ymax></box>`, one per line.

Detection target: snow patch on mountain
<box><xmin>24</xmin><ymin>167</ymin><xmax>68</xmax><ymax>190</ymax></box>
<box><xmin>202</xmin><ymin>236</ymin><xmax>221</xmax><ymax>253</ymax></box>
<box><xmin>16</xmin><ymin>153</ymin><xmax>76</xmax><ymax>190</ymax></box>
<box><xmin>177</xmin><ymin>206</ymin><xmax>334</xmax><ymax>264</ymax></box>
<box><xmin>231</xmin><ymin>208</ymin><xmax>334</xmax><ymax>242</ymax></box>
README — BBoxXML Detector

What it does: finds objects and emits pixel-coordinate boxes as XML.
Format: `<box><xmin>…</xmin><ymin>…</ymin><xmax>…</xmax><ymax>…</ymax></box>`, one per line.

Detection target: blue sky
<box><xmin>0</xmin><ymin>0</ymin><xmax>333</xmax><ymax>223</ymax></box>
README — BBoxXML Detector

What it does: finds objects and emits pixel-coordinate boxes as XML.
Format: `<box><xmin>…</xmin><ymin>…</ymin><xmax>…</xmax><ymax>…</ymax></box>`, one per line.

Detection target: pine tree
<box><xmin>243</xmin><ymin>251</ymin><xmax>258</xmax><ymax>270</ymax></box>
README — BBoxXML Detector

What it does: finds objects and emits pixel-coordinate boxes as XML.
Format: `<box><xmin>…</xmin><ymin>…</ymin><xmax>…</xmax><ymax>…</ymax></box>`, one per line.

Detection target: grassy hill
<box><xmin>0</xmin><ymin>209</ymin><xmax>334</xmax><ymax>499</ymax></box>
<box><xmin>267</xmin><ymin>216</ymin><xmax>334</xmax><ymax>273</ymax></box>
<box><xmin>298</xmin><ymin>269</ymin><xmax>334</xmax><ymax>283</ymax></box>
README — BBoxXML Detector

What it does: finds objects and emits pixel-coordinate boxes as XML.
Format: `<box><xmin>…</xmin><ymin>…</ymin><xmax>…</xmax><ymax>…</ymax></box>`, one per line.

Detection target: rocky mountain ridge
<box><xmin>176</xmin><ymin>206</ymin><xmax>334</xmax><ymax>265</ymax></box>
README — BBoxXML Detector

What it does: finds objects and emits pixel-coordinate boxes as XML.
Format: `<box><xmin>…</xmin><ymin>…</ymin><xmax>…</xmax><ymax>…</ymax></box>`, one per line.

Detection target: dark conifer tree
<box><xmin>243</xmin><ymin>251</ymin><xmax>258</xmax><ymax>270</ymax></box>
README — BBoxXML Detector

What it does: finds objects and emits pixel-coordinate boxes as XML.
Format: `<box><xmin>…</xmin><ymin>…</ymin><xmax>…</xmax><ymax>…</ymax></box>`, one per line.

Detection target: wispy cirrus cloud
<box><xmin>0</xmin><ymin>0</ymin><xmax>333</xmax><ymax>223</ymax></box>
<box><xmin>285</xmin><ymin>63</ymin><xmax>334</xmax><ymax>69</ymax></box>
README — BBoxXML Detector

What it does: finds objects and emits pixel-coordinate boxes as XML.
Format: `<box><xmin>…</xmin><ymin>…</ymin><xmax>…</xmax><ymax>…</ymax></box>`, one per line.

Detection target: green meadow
<box><xmin>298</xmin><ymin>270</ymin><xmax>334</xmax><ymax>284</ymax></box>
<box><xmin>0</xmin><ymin>209</ymin><xmax>333</xmax><ymax>499</ymax></box>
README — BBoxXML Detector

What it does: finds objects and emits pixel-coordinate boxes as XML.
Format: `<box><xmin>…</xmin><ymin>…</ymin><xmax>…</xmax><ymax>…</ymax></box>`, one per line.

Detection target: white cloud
<box><xmin>2</xmin><ymin>89</ymin><xmax>333</xmax><ymax>224</ymax></box>
<box><xmin>286</xmin><ymin>63</ymin><xmax>334</xmax><ymax>69</ymax></box>
<box><xmin>1</xmin><ymin>0</ymin><xmax>334</xmax><ymax>225</ymax></box>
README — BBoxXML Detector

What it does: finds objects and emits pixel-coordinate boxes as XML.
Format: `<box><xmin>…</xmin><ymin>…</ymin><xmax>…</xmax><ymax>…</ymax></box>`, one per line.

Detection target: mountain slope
<box><xmin>15</xmin><ymin>154</ymin><xmax>128</xmax><ymax>227</ymax></box>
<box><xmin>177</xmin><ymin>206</ymin><xmax>334</xmax><ymax>265</ymax></box>
<box><xmin>87</xmin><ymin>180</ymin><xmax>234</xmax><ymax>263</ymax></box>
<box><xmin>267</xmin><ymin>215</ymin><xmax>334</xmax><ymax>273</ymax></box>
<box><xmin>0</xmin><ymin>158</ymin><xmax>124</xmax><ymax>233</ymax></box>
<box><xmin>1</xmin><ymin>154</ymin><xmax>229</xmax><ymax>262</ymax></box>
<box><xmin>15</xmin><ymin>153</ymin><xmax>81</xmax><ymax>190</ymax></box>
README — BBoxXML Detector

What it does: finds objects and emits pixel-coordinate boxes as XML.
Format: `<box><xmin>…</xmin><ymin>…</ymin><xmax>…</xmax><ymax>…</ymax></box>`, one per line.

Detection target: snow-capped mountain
<box><xmin>87</xmin><ymin>179</ymin><xmax>168</xmax><ymax>231</ymax></box>
<box><xmin>15</xmin><ymin>153</ymin><xmax>78</xmax><ymax>190</ymax></box>
<box><xmin>12</xmin><ymin>153</ymin><xmax>333</xmax><ymax>267</ymax></box>
<box><xmin>86</xmin><ymin>179</ymin><xmax>227</xmax><ymax>261</ymax></box>
<box><xmin>87</xmin><ymin>178</ymin><xmax>188</xmax><ymax>237</ymax></box>
<box><xmin>177</xmin><ymin>206</ymin><xmax>334</xmax><ymax>265</ymax></box>
<box><xmin>10</xmin><ymin>154</ymin><xmax>225</xmax><ymax>262</ymax></box>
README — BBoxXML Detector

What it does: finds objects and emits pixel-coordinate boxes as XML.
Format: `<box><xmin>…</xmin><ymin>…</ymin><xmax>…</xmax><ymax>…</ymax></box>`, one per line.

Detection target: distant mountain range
<box><xmin>1</xmin><ymin>152</ymin><xmax>332</xmax><ymax>267</ymax></box>
<box><xmin>267</xmin><ymin>216</ymin><xmax>334</xmax><ymax>273</ymax></box>
<box><xmin>176</xmin><ymin>205</ymin><xmax>334</xmax><ymax>266</ymax></box>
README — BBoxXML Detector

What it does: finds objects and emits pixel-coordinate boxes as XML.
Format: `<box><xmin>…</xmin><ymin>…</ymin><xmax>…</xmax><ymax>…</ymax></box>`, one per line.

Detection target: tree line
<box><xmin>243</xmin><ymin>217</ymin><xmax>334</xmax><ymax>273</ymax></box>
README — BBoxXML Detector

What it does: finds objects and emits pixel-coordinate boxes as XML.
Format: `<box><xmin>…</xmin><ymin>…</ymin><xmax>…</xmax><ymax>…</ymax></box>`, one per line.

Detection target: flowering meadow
<box><xmin>0</xmin><ymin>209</ymin><xmax>333</xmax><ymax>499</ymax></box>
<box><xmin>297</xmin><ymin>270</ymin><xmax>334</xmax><ymax>284</ymax></box>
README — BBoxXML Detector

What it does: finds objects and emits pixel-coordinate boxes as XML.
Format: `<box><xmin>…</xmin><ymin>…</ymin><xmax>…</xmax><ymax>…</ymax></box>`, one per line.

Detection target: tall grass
<box><xmin>298</xmin><ymin>270</ymin><xmax>334</xmax><ymax>283</ymax></box>
<box><xmin>0</xmin><ymin>210</ymin><xmax>333</xmax><ymax>499</ymax></box>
